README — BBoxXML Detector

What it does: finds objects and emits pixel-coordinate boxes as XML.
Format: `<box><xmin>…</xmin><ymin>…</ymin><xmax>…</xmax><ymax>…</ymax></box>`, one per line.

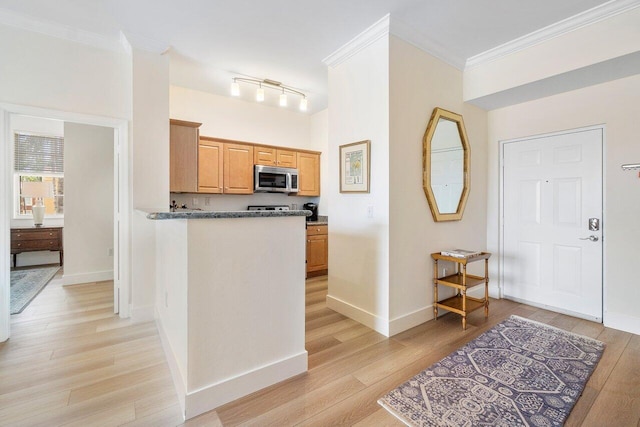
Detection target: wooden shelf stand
<box><xmin>431</xmin><ymin>252</ymin><xmax>491</xmax><ymax>330</ymax></box>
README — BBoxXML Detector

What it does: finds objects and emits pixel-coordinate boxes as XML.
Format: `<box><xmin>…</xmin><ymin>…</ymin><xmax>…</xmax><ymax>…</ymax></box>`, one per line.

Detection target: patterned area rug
<box><xmin>379</xmin><ymin>315</ymin><xmax>605</xmax><ymax>426</ymax></box>
<box><xmin>10</xmin><ymin>266</ymin><xmax>60</xmax><ymax>314</ymax></box>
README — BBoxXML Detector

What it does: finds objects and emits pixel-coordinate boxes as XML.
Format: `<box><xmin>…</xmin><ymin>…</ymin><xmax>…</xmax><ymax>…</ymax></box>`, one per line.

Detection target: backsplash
<box><xmin>170</xmin><ymin>192</ymin><xmax>321</xmax><ymax>212</ymax></box>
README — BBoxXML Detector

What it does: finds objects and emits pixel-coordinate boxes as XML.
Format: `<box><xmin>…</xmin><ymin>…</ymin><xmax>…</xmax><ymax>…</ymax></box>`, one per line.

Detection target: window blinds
<box><xmin>14</xmin><ymin>133</ymin><xmax>64</xmax><ymax>174</ymax></box>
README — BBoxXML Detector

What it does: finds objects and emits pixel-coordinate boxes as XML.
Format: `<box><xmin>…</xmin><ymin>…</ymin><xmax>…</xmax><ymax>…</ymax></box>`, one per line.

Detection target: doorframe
<box><xmin>0</xmin><ymin>103</ymin><xmax>130</xmax><ymax>342</ymax></box>
<box><xmin>498</xmin><ymin>124</ymin><xmax>606</xmax><ymax>322</ymax></box>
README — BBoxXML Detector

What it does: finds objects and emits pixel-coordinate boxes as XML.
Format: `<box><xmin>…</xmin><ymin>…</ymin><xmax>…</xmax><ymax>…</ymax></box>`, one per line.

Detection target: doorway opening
<box><xmin>0</xmin><ymin>104</ymin><xmax>130</xmax><ymax>342</ymax></box>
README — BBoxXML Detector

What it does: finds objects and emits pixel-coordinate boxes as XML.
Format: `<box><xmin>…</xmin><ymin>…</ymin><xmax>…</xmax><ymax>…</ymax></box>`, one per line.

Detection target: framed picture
<box><xmin>339</xmin><ymin>140</ymin><xmax>370</xmax><ymax>193</ymax></box>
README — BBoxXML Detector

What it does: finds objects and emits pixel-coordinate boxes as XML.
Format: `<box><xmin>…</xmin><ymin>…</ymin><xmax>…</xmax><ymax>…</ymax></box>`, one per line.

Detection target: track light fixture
<box><xmin>231</xmin><ymin>77</ymin><xmax>309</xmax><ymax>111</ymax></box>
<box><xmin>621</xmin><ymin>163</ymin><xmax>640</xmax><ymax>170</ymax></box>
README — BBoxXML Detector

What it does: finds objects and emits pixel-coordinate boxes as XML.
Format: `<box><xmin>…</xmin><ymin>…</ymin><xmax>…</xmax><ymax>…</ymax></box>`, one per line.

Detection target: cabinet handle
<box><xmin>49</xmin><ymin>233</ymin><xmax>53</xmax><ymax>236</ymax></box>
<box><xmin>16</xmin><ymin>234</ymin><xmax>21</xmax><ymax>237</ymax></box>
<box><xmin>17</xmin><ymin>243</ymin><xmax>21</xmax><ymax>247</ymax></box>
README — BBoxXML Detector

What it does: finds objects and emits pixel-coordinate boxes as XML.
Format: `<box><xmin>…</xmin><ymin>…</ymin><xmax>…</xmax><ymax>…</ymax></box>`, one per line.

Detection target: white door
<box><xmin>503</xmin><ymin>128</ymin><xmax>603</xmax><ymax>321</ymax></box>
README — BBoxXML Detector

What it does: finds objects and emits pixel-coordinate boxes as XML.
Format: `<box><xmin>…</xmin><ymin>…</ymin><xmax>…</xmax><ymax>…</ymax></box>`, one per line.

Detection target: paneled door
<box><xmin>503</xmin><ymin>128</ymin><xmax>603</xmax><ymax>321</ymax></box>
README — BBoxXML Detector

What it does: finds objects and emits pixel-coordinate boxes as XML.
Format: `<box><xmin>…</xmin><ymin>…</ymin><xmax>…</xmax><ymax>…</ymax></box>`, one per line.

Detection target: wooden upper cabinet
<box><xmin>170</xmin><ymin>119</ymin><xmax>201</xmax><ymax>193</ymax></box>
<box><xmin>297</xmin><ymin>152</ymin><xmax>320</xmax><ymax>196</ymax></box>
<box><xmin>224</xmin><ymin>143</ymin><xmax>254</xmax><ymax>194</ymax></box>
<box><xmin>198</xmin><ymin>138</ymin><xmax>223</xmax><ymax>194</ymax></box>
<box><xmin>254</xmin><ymin>147</ymin><xmax>297</xmax><ymax>168</ymax></box>
<box><xmin>254</xmin><ymin>146</ymin><xmax>277</xmax><ymax>166</ymax></box>
<box><xmin>276</xmin><ymin>149</ymin><xmax>297</xmax><ymax>168</ymax></box>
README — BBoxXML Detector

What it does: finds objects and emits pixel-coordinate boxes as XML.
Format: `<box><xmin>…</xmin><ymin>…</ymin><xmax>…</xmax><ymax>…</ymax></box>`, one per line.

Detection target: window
<box><xmin>14</xmin><ymin>132</ymin><xmax>64</xmax><ymax>217</ymax></box>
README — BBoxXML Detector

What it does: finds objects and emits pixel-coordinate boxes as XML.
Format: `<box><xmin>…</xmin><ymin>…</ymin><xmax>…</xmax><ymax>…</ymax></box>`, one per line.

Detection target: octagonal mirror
<box><xmin>422</xmin><ymin>108</ymin><xmax>470</xmax><ymax>222</ymax></box>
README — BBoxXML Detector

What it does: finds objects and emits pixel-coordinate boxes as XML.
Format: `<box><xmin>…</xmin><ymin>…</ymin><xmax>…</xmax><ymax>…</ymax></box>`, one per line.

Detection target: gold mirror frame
<box><xmin>422</xmin><ymin>107</ymin><xmax>470</xmax><ymax>222</ymax></box>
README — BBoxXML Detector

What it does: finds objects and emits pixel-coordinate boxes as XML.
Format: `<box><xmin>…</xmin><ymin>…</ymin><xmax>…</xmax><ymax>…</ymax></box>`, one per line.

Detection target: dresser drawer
<box><xmin>12</xmin><ymin>239</ymin><xmax>61</xmax><ymax>251</ymax></box>
<box><xmin>11</xmin><ymin>229</ymin><xmax>60</xmax><ymax>241</ymax></box>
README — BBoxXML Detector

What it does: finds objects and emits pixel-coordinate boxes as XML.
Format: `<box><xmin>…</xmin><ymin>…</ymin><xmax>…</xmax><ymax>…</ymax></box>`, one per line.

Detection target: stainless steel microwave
<box><xmin>254</xmin><ymin>165</ymin><xmax>299</xmax><ymax>193</ymax></box>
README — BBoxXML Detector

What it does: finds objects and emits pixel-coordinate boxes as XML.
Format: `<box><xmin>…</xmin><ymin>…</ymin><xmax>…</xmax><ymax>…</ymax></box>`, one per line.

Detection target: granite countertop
<box><xmin>306</xmin><ymin>215</ymin><xmax>328</xmax><ymax>226</ymax></box>
<box><xmin>141</xmin><ymin>209</ymin><xmax>312</xmax><ymax>220</ymax></box>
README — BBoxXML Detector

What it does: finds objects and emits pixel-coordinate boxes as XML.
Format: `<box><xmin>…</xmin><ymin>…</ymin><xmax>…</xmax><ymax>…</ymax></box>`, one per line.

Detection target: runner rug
<box><xmin>10</xmin><ymin>266</ymin><xmax>60</xmax><ymax>314</ymax></box>
<box><xmin>378</xmin><ymin>315</ymin><xmax>605</xmax><ymax>426</ymax></box>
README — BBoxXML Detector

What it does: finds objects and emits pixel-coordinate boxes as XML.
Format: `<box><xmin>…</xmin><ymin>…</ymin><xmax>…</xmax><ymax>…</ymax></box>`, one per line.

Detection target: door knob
<box><xmin>579</xmin><ymin>235</ymin><xmax>599</xmax><ymax>242</ymax></box>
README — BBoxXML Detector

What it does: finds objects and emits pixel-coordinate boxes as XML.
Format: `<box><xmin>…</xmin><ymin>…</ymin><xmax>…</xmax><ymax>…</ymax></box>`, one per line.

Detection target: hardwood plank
<box><xmin>588</xmin><ymin>327</ymin><xmax>632</xmax><ymax>390</ymax></box>
<box><xmin>308</xmin><ymin>330</ymin><xmax>390</xmax><ymax>369</ymax></box>
<box><xmin>305</xmin><ymin>334</ymin><xmax>342</xmax><ymax>355</ymax></box>
<box><xmin>240</xmin><ymin>375</ymin><xmax>366</xmax><ymax>426</ymax></box>
<box><xmin>2</xmin><ymin>271</ymin><xmax>637</xmax><ymax>426</ymax></box>
<box><xmin>353</xmin><ymin>408</ymin><xmax>403</xmax><ymax>426</ymax></box>
<box><xmin>123</xmin><ymin>404</ymin><xmax>185</xmax><ymax>427</ymax></box>
<box><xmin>581</xmin><ymin>335</ymin><xmax>640</xmax><ymax>426</ymax></box>
<box><xmin>0</xmin><ymin>390</ymin><xmax>70</xmax><ymax>426</ymax></box>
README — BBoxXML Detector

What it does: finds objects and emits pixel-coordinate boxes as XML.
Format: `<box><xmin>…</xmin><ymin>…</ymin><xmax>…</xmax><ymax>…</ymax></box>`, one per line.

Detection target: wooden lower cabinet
<box><xmin>306</xmin><ymin>224</ymin><xmax>328</xmax><ymax>277</ymax></box>
<box><xmin>224</xmin><ymin>143</ymin><xmax>254</xmax><ymax>194</ymax></box>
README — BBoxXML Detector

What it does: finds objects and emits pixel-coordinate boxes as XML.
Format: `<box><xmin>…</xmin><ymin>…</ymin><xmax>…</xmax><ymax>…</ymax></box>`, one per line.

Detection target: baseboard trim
<box><xmin>605</xmin><ymin>312</ymin><xmax>640</xmax><ymax>335</ymax></box>
<box><xmin>155</xmin><ymin>310</ymin><xmax>187</xmax><ymax>421</ymax></box>
<box><xmin>62</xmin><ymin>270</ymin><xmax>113</xmax><ymax>286</ymax></box>
<box><xmin>184</xmin><ymin>351</ymin><xmax>308</xmax><ymax>420</ymax></box>
<box><xmin>389</xmin><ymin>305</ymin><xmax>434</xmax><ymax>336</ymax></box>
<box><xmin>326</xmin><ymin>294</ymin><xmax>390</xmax><ymax>336</ymax></box>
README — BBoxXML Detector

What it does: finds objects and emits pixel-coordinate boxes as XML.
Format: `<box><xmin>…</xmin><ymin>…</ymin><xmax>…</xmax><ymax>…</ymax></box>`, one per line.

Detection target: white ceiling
<box><xmin>0</xmin><ymin>0</ymin><xmax>615</xmax><ymax>113</ymax></box>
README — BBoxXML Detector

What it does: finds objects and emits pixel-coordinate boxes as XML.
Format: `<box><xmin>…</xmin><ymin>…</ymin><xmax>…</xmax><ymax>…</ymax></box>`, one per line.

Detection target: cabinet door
<box><xmin>170</xmin><ymin>120</ymin><xmax>200</xmax><ymax>193</ymax></box>
<box><xmin>276</xmin><ymin>149</ymin><xmax>297</xmax><ymax>168</ymax></box>
<box><xmin>224</xmin><ymin>143</ymin><xmax>254</xmax><ymax>194</ymax></box>
<box><xmin>306</xmin><ymin>234</ymin><xmax>328</xmax><ymax>273</ymax></box>
<box><xmin>254</xmin><ymin>146</ymin><xmax>277</xmax><ymax>166</ymax></box>
<box><xmin>297</xmin><ymin>152</ymin><xmax>320</xmax><ymax>196</ymax></box>
<box><xmin>198</xmin><ymin>140</ymin><xmax>223</xmax><ymax>193</ymax></box>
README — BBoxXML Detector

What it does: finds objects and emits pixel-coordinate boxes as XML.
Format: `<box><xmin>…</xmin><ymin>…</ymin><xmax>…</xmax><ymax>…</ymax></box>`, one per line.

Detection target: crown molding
<box><xmin>389</xmin><ymin>18</ymin><xmax>465</xmax><ymax>70</ymax></box>
<box><xmin>466</xmin><ymin>0</ymin><xmax>640</xmax><ymax>69</ymax></box>
<box><xmin>0</xmin><ymin>7</ymin><xmax>121</xmax><ymax>52</ymax></box>
<box><xmin>322</xmin><ymin>14</ymin><xmax>390</xmax><ymax>67</ymax></box>
<box><xmin>0</xmin><ymin>7</ymin><xmax>169</xmax><ymax>55</ymax></box>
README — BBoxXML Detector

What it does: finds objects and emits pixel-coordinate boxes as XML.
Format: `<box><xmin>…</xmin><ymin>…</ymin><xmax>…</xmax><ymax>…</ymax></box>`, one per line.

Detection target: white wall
<box><xmin>154</xmin><ymin>216</ymin><xmax>307</xmax><ymax>419</ymax></box>
<box><xmin>0</xmin><ymin>25</ymin><xmax>130</xmax><ymax>119</ymax></box>
<box><xmin>311</xmin><ymin>109</ymin><xmax>329</xmax><ymax>215</ymax></box>
<box><xmin>487</xmin><ymin>74</ymin><xmax>640</xmax><ymax>335</ymax></box>
<box><xmin>388</xmin><ymin>36</ymin><xmax>488</xmax><ymax>334</ymax></box>
<box><xmin>63</xmin><ymin>123</ymin><xmax>114</xmax><ymax>285</ymax></box>
<box><xmin>464</xmin><ymin>7</ymin><xmax>640</xmax><ymax>104</ymax></box>
<box><xmin>326</xmin><ymin>34</ymin><xmax>391</xmax><ymax>334</ymax></box>
<box><xmin>129</xmin><ymin>48</ymin><xmax>170</xmax><ymax>321</ymax></box>
<box><xmin>0</xmin><ymin>23</ymin><xmax>168</xmax><ymax>328</ymax></box>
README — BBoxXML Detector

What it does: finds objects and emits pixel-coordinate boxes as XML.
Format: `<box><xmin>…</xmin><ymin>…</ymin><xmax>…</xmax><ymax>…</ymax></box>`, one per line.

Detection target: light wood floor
<box><xmin>1</xmin><ymin>271</ymin><xmax>638</xmax><ymax>426</ymax></box>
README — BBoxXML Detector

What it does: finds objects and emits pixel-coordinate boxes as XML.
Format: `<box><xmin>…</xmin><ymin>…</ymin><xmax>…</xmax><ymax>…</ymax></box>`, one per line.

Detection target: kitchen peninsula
<box><xmin>146</xmin><ymin>209</ymin><xmax>309</xmax><ymax>420</ymax></box>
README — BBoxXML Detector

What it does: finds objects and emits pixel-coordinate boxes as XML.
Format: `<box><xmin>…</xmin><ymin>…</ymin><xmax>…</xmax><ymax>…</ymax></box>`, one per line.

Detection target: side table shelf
<box><xmin>431</xmin><ymin>252</ymin><xmax>491</xmax><ymax>330</ymax></box>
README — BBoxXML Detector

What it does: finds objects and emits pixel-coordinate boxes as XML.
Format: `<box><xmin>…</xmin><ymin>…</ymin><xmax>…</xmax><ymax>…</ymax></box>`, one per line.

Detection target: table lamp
<box><xmin>21</xmin><ymin>181</ymin><xmax>54</xmax><ymax>227</ymax></box>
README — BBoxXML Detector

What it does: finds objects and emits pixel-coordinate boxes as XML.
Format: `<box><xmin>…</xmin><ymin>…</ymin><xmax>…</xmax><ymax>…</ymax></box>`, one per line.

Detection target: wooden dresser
<box><xmin>11</xmin><ymin>227</ymin><xmax>63</xmax><ymax>268</ymax></box>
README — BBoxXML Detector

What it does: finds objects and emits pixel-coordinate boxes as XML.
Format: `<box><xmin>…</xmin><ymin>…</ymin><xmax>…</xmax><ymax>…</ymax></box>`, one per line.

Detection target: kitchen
<box><xmin>146</xmin><ymin>85</ymin><xmax>329</xmax><ymax>418</ymax></box>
